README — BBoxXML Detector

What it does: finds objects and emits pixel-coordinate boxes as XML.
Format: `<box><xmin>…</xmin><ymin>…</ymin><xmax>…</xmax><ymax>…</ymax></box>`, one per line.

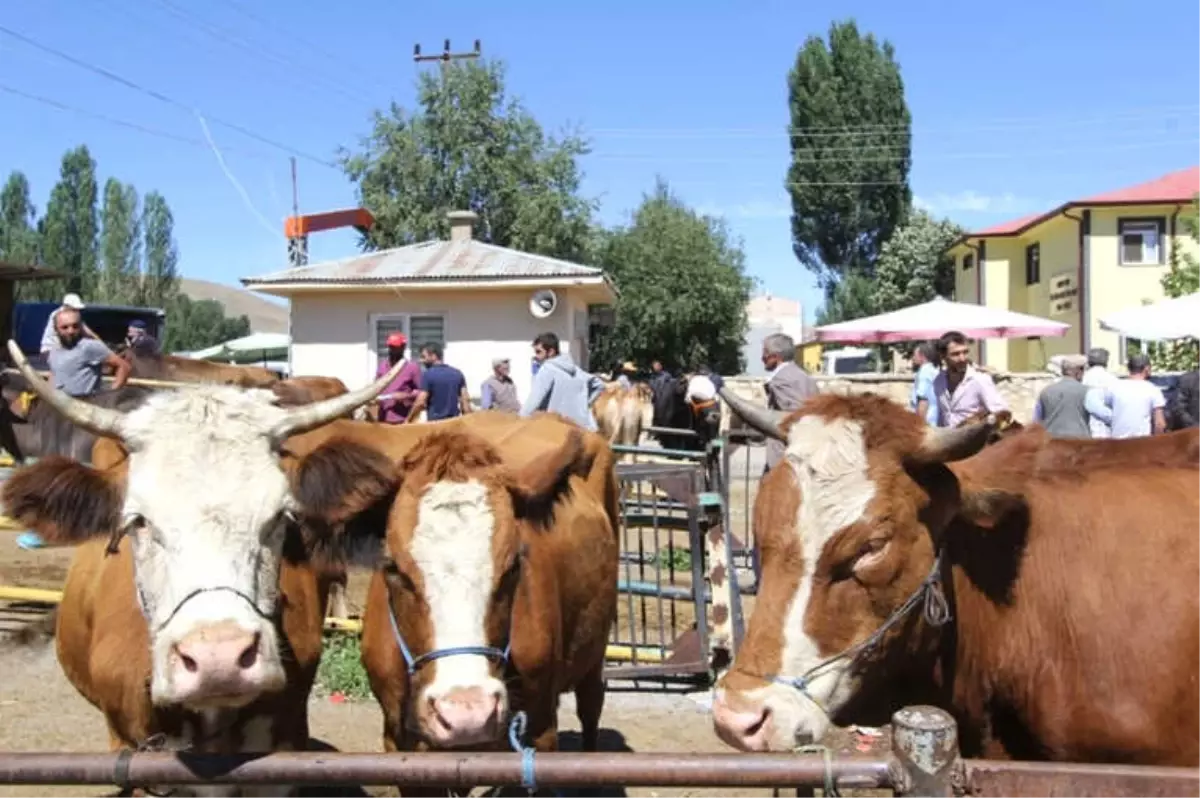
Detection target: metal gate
<box><xmin>605</xmin><ymin>433</ymin><xmax>747</xmax><ymax>683</ymax></box>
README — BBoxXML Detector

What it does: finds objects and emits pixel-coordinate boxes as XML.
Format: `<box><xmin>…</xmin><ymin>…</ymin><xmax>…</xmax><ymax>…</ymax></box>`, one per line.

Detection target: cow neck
<box><xmin>768</xmin><ymin>547</ymin><xmax>952</xmax><ymax>719</ymax></box>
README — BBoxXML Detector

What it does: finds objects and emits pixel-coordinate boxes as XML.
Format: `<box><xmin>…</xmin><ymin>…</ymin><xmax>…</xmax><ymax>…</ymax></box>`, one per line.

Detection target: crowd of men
<box><xmin>373</xmin><ymin>330</ymin><xmax>605</xmax><ymax>431</ymax></box>
<box><xmin>907</xmin><ymin>329</ymin><xmax>1198</xmax><ymax>439</ymax></box>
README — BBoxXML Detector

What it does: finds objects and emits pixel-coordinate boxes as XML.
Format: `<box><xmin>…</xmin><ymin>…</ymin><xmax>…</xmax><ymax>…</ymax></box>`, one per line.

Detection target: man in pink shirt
<box><xmin>932</xmin><ymin>330</ymin><xmax>1009</xmax><ymax>427</ymax></box>
<box><xmin>375</xmin><ymin>332</ymin><xmax>422</xmax><ymax>424</ymax></box>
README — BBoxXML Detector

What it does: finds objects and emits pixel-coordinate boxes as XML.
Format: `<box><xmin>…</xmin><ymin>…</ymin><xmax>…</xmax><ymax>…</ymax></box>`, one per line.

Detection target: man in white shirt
<box><xmin>39</xmin><ymin>293</ymin><xmax>97</xmax><ymax>354</ymax></box>
<box><xmin>1090</xmin><ymin>353</ymin><xmax>1167</xmax><ymax>439</ymax></box>
<box><xmin>1081</xmin><ymin>347</ymin><xmax>1120</xmax><ymax>438</ymax></box>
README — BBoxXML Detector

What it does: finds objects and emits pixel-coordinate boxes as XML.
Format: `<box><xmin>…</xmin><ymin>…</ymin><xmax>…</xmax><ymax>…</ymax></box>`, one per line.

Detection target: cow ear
<box><xmin>1</xmin><ymin>457</ymin><xmax>123</xmax><ymax>545</ymax></box>
<box><xmin>290</xmin><ymin>439</ymin><xmax>399</xmax><ymax>568</ymax></box>
<box><xmin>508</xmin><ymin>429</ymin><xmax>590</xmax><ymax>520</ymax></box>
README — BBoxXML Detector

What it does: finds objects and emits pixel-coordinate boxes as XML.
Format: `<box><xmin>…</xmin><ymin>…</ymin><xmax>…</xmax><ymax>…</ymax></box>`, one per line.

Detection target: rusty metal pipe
<box><xmin>0</xmin><ymin>752</ymin><xmax>895</xmax><ymax>789</ymax></box>
<box><xmin>963</xmin><ymin>758</ymin><xmax>1200</xmax><ymax>797</ymax></box>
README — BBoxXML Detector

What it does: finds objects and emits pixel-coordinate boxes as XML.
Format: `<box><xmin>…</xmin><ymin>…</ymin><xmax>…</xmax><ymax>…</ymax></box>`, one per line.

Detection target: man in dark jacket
<box><xmin>1172</xmin><ymin>368</ymin><xmax>1199</xmax><ymax>430</ymax></box>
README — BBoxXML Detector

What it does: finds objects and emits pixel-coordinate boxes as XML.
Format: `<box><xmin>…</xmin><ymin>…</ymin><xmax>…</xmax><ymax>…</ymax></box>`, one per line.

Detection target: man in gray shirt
<box><xmin>1032</xmin><ymin>355</ymin><xmax>1094</xmax><ymax>439</ymax></box>
<box><xmin>761</xmin><ymin>332</ymin><xmax>818</xmax><ymax>472</ymax></box>
<box><xmin>46</xmin><ymin>308</ymin><xmax>131</xmax><ymax>397</ymax></box>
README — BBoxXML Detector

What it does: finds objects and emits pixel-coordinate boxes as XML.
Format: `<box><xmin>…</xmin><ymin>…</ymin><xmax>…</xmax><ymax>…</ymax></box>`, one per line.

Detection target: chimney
<box><xmin>447</xmin><ymin>210</ymin><xmax>478</xmax><ymax>243</ymax></box>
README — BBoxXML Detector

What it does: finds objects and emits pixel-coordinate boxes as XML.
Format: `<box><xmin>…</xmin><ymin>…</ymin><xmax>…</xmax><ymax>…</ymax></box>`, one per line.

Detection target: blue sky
<box><xmin>2</xmin><ymin>0</ymin><xmax>1198</xmax><ymax>323</ymax></box>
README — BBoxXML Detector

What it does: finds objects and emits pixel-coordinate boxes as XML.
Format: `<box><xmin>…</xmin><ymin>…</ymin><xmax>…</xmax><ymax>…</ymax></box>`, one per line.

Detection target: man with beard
<box><xmin>47</xmin><ymin>307</ymin><xmax>131</xmax><ymax>397</ymax></box>
<box><xmin>932</xmin><ymin>330</ymin><xmax>1008</xmax><ymax>427</ymax></box>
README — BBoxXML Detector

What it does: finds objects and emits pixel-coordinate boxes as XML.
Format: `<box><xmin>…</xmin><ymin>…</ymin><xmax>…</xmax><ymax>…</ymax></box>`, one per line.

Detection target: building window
<box><xmin>371</xmin><ymin>313</ymin><xmax>446</xmax><ymax>358</ymax></box>
<box><xmin>1118</xmin><ymin>217</ymin><xmax>1165</xmax><ymax>265</ymax></box>
<box><xmin>1025</xmin><ymin>243</ymin><xmax>1041</xmax><ymax>285</ymax></box>
<box><xmin>963</xmin><ymin>253</ymin><xmax>974</xmax><ymax>270</ymax></box>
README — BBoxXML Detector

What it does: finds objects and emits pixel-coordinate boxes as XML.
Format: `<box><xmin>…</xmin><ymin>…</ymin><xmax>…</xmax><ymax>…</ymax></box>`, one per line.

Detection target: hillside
<box><xmin>179</xmin><ymin>278</ymin><xmax>289</xmax><ymax>334</ymax></box>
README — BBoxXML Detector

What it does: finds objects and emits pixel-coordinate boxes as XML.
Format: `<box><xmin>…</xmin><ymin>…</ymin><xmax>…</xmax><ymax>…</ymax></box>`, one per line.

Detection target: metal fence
<box><xmin>0</xmin><ymin>705</ymin><xmax>1193</xmax><ymax>795</ymax></box>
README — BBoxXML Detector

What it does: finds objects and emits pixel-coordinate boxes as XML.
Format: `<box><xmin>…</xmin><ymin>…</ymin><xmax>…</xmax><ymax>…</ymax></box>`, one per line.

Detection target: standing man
<box><xmin>374</xmin><ymin>332</ymin><xmax>422</xmax><ymax>424</ymax></box>
<box><xmin>1090</xmin><ymin>353</ymin><xmax>1167</xmax><ymax>438</ymax></box>
<box><xmin>480</xmin><ymin>357</ymin><xmax>520</xmax><ymax>412</ymax></box>
<box><xmin>520</xmin><ymin>332</ymin><xmax>604</xmax><ymax>431</ymax></box>
<box><xmin>1032</xmin><ymin>355</ymin><xmax>1094</xmax><ymax>439</ymax></box>
<box><xmin>124</xmin><ymin>320</ymin><xmax>161</xmax><ymax>356</ymax></box>
<box><xmin>406</xmin><ymin>342</ymin><xmax>471</xmax><ymax>422</ymax></box>
<box><xmin>39</xmin><ymin>293</ymin><xmax>97</xmax><ymax>355</ymax></box>
<box><xmin>1172</xmin><ymin>367</ymin><xmax>1199</xmax><ymax>430</ymax></box>
<box><xmin>761</xmin><ymin>333</ymin><xmax>818</xmax><ymax>472</ymax></box>
<box><xmin>933</xmin><ymin>331</ymin><xmax>1009</xmax><ymax>427</ymax></box>
<box><xmin>1081</xmin><ymin>347</ymin><xmax>1119</xmax><ymax>438</ymax></box>
<box><xmin>909</xmin><ymin>342</ymin><xmax>940</xmax><ymax>426</ymax></box>
<box><xmin>47</xmin><ymin>307</ymin><xmax>131</xmax><ymax>397</ymax></box>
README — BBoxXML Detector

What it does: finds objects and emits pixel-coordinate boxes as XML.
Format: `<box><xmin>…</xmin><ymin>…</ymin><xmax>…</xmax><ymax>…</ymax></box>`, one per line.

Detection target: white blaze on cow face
<box><xmin>409</xmin><ymin>478</ymin><xmax>508</xmax><ymax>747</ymax></box>
<box><xmin>118</xmin><ymin>388</ymin><xmax>295</xmax><ymax>710</ymax></box>
<box><xmin>714</xmin><ymin>414</ymin><xmax>876</xmax><ymax>751</ymax></box>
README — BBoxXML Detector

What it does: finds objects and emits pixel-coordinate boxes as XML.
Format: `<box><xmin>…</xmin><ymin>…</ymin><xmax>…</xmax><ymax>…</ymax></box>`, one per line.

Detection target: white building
<box><xmin>740</xmin><ymin>293</ymin><xmax>804</xmax><ymax>377</ymax></box>
<box><xmin>241</xmin><ymin>211</ymin><xmax>616</xmax><ymax>401</ymax></box>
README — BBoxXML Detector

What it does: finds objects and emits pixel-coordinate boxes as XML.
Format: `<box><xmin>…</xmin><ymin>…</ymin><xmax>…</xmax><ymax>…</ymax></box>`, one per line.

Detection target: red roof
<box><xmin>965</xmin><ymin>166</ymin><xmax>1199</xmax><ymax>240</ymax></box>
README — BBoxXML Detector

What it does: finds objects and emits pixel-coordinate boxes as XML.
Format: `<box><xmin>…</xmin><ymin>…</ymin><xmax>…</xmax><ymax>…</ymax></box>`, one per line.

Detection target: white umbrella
<box><xmin>814</xmin><ymin>296</ymin><xmax>1070</xmax><ymax>343</ymax></box>
<box><xmin>188</xmin><ymin>332</ymin><xmax>290</xmax><ymax>364</ymax></box>
<box><xmin>1098</xmin><ymin>293</ymin><xmax>1200</xmax><ymax>341</ymax></box>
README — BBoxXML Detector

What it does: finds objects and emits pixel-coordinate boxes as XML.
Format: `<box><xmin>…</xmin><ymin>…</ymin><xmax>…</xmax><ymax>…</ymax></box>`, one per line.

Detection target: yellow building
<box><xmin>947</xmin><ymin>166</ymin><xmax>1198</xmax><ymax>372</ymax></box>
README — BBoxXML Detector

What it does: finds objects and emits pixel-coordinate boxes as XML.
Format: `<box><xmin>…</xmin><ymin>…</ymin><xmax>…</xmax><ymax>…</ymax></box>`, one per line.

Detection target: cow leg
<box><xmin>573</xmin><ymin>661</ymin><xmax>606</xmax><ymax>753</ymax></box>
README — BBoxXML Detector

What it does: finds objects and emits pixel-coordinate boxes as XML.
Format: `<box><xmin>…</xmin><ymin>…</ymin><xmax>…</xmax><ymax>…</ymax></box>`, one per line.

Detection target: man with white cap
<box><xmin>39</xmin><ymin>293</ymin><xmax>97</xmax><ymax>355</ymax></box>
<box><xmin>480</xmin><ymin>357</ymin><xmax>520</xmax><ymax>412</ymax></box>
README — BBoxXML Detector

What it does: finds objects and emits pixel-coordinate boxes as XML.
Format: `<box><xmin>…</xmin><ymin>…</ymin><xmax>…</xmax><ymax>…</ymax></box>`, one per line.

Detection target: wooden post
<box><xmin>890</xmin><ymin>705</ymin><xmax>960</xmax><ymax>797</ymax></box>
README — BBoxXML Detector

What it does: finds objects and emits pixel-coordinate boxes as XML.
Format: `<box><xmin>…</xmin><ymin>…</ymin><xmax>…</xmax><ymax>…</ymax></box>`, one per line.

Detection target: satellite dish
<box><xmin>529</xmin><ymin>289</ymin><xmax>558</xmax><ymax>319</ymax></box>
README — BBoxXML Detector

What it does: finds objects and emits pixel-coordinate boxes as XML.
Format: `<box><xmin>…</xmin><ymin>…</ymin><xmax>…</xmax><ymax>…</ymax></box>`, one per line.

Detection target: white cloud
<box><xmin>696</xmin><ymin>200</ymin><xmax>791</xmax><ymax>220</ymax></box>
<box><xmin>914</xmin><ymin>191</ymin><xmax>1036</xmax><ymax>215</ymax></box>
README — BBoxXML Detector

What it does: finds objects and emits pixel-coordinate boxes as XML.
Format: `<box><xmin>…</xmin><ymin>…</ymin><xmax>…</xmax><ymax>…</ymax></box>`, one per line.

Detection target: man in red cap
<box><xmin>374</xmin><ymin>332</ymin><xmax>422</xmax><ymax>424</ymax></box>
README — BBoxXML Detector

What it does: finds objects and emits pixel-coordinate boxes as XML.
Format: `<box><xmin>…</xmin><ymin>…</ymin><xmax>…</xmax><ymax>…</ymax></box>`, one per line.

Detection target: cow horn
<box><xmin>716</xmin><ymin>386</ymin><xmax>788</xmax><ymax>442</ymax></box>
<box><xmin>5</xmin><ymin>340</ymin><xmax>126</xmax><ymax>439</ymax></box>
<box><xmin>268</xmin><ymin>358</ymin><xmax>407</xmax><ymax>443</ymax></box>
<box><xmin>908</xmin><ymin>419</ymin><xmax>994</xmax><ymax>465</ymax></box>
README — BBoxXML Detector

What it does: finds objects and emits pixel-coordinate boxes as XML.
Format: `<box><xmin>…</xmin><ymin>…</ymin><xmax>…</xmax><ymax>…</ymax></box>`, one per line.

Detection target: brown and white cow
<box><xmin>0</xmin><ymin>341</ymin><xmax>405</xmax><ymax>795</ymax></box>
<box><xmin>289</xmin><ymin>413</ymin><xmax>619</xmax><ymax>777</ymax></box>
<box><xmin>593</xmin><ymin>382</ymin><xmax>652</xmax><ymax>459</ymax></box>
<box><xmin>712</xmin><ymin>388</ymin><xmax>1199</xmax><ymax>766</ymax></box>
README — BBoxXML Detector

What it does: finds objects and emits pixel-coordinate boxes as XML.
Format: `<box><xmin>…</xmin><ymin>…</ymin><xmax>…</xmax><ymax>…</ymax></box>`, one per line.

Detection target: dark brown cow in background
<box><xmin>123</xmin><ymin>350</ymin><xmax>280</xmax><ymax>388</ymax></box>
<box><xmin>712</xmin><ymin>388</ymin><xmax>1199</xmax><ymax>767</ymax></box>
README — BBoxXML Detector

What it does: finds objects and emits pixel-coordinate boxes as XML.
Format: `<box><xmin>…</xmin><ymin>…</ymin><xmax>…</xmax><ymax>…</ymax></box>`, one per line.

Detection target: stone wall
<box><xmin>719</xmin><ymin>372</ymin><xmax>1057</xmax><ymax>431</ymax></box>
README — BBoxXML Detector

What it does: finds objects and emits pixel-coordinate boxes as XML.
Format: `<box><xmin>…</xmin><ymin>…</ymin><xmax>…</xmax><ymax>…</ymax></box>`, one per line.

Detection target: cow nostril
<box><xmin>179</xmin><ymin>652</ymin><xmax>198</xmax><ymax>673</ymax></box>
<box><xmin>745</xmin><ymin>707</ymin><xmax>770</xmax><ymax>738</ymax></box>
<box><xmin>237</xmin><ymin>632</ymin><xmax>260</xmax><ymax>669</ymax></box>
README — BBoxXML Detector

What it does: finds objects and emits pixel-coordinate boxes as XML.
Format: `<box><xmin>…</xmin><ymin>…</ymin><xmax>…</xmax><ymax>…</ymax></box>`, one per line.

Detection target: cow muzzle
<box><xmin>152</xmin><ymin>590</ymin><xmax>286</xmax><ymax>710</ymax></box>
<box><xmin>712</xmin><ymin>682</ymin><xmax>829</xmax><ymax>752</ymax></box>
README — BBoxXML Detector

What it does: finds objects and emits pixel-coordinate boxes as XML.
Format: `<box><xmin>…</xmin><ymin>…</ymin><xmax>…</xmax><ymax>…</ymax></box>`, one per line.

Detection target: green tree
<box><xmin>340</xmin><ymin>59</ymin><xmax>596</xmax><ymax>262</ymax></box>
<box><xmin>162</xmin><ymin>295</ymin><xmax>251</xmax><ymax>352</ymax></box>
<box><xmin>787</xmin><ymin>19</ymin><xmax>912</xmax><ymax>293</ymax></box>
<box><xmin>592</xmin><ymin>180</ymin><xmax>753</xmax><ymax>373</ymax></box>
<box><xmin>98</xmin><ymin>178</ymin><xmax>141</xmax><ymax>304</ymax></box>
<box><xmin>39</xmin><ymin>145</ymin><xmax>99</xmax><ymax>298</ymax></box>
<box><xmin>1148</xmin><ymin>197</ymin><xmax>1199</xmax><ymax>371</ymax></box>
<box><xmin>872</xmin><ymin>209</ymin><xmax>964</xmax><ymax>313</ymax></box>
<box><xmin>815</xmin><ymin>271</ymin><xmax>877</xmax><ymax>326</ymax></box>
<box><xmin>141</xmin><ymin>191</ymin><xmax>179</xmax><ymax>308</ymax></box>
<box><xmin>0</xmin><ymin>171</ymin><xmax>51</xmax><ymax>300</ymax></box>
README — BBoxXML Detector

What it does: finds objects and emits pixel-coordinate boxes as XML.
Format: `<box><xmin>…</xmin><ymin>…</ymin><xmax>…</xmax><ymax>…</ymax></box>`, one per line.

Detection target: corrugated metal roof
<box><xmin>242</xmin><ymin>239</ymin><xmax>604</xmax><ymax>285</ymax></box>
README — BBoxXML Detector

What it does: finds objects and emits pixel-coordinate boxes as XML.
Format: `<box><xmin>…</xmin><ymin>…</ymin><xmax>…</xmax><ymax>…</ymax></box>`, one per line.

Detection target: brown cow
<box><xmin>289</xmin><ymin>413</ymin><xmax>619</xmax><ymax>789</ymax></box>
<box><xmin>592</xmin><ymin>382</ymin><xmax>652</xmax><ymax>458</ymax></box>
<box><xmin>124</xmin><ymin>350</ymin><xmax>280</xmax><ymax>388</ymax></box>
<box><xmin>0</xmin><ymin>341</ymin><xmax>404</xmax><ymax>795</ymax></box>
<box><xmin>712</xmin><ymin>387</ymin><xmax>1199</xmax><ymax>766</ymax></box>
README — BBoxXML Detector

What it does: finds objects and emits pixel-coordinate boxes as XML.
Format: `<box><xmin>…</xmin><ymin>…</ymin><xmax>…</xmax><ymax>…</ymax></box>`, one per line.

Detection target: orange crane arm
<box><xmin>284</xmin><ymin>208</ymin><xmax>375</xmax><ymax>238</ymax></box>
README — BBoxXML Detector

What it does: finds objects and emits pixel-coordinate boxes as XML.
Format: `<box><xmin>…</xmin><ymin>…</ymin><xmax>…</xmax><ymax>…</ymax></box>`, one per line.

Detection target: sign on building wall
<box><xmin>1048</xmin><ymin>271</ymin><xmax>1078</xmax><ymax>317</ymax></box>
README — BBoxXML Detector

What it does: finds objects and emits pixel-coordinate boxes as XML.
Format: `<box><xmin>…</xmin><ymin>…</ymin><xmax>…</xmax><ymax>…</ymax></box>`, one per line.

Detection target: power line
<box><xmin>588</xmin><ymin>104</ymin><xmax>1200</xmax><ymax>139</ymax></box>
<box><xmin>143</xmin><ymin>0</ymin><xmax>375</xmax><ymax>107</ymax></box>
<box><xmin>0</xmin><ymin>23</ymin><xmax>339</xmax><ymax>169</ymax></box>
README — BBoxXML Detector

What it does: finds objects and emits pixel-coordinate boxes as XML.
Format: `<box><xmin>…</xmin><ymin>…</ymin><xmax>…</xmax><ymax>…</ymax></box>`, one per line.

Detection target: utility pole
<box><xmin>286</xmin><ymin>156</ymin><xmax>308</xmax><ymax>267</ymax></box>
<box><xmin>413</xmin><ymin>39</ymin><xmax>482</xmax><ymax>73</ymax></box>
